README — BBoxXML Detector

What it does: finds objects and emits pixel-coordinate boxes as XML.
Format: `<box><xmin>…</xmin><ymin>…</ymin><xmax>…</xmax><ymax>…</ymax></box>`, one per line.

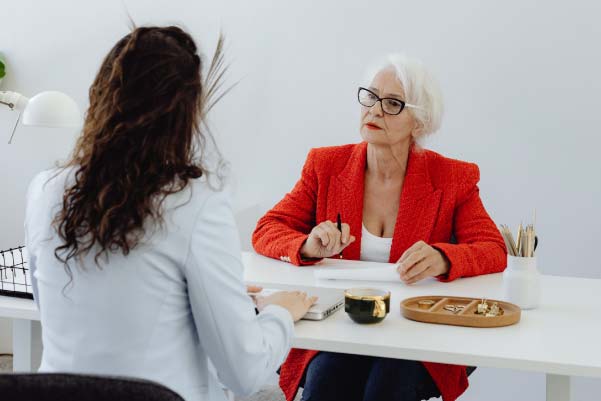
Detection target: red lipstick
<box><xmin>365</xmin><ymin>122</ymin><xmax>382</xmax><ymax>130</ymax></box>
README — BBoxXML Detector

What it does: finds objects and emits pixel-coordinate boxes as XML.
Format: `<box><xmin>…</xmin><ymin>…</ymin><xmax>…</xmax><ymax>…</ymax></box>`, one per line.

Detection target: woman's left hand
<box><xmin>247</xmin><ymin>285</ymin><xmax>263</xmax><ymax>305</ymax></box>
<box><xmin>396</xmin><ymin>241</ymin><xmax>450</xmax><ymax>284</ymax></box>
<box><xmin>247</xmin><ymin>285</ymin><xmax>263</xmax><ymax>294</ymax></box>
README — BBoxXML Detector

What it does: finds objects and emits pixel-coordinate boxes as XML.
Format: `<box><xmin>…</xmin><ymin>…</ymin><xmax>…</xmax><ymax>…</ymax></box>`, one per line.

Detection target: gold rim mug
<box><xmin>344</xmin><ymin>288</ymin><xmax>391</xmax><ymax>321</ymax></box>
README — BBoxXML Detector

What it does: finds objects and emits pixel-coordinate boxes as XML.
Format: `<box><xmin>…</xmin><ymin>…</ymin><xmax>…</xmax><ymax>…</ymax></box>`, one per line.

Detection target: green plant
<box><xmin>0</xmin><ymin>59</ymin><xmax>5</xmax><ymax>79</ymax></box>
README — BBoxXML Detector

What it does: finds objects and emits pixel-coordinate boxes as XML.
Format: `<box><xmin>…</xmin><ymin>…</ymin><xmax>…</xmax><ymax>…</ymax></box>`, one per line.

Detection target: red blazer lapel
<box><xmin>331</xmin><ymin>143</ymin><xmax>367</xmax><ymax>260</ymax></box>
<box><xmin>389</xmin><ymin>148</ymin><xmax>442</xmax><ymax>263</ymax></box>
<box><xmin>329</xmin><ymin>143</ymin><xmax>441</xmax><ymax>263</ymax></box>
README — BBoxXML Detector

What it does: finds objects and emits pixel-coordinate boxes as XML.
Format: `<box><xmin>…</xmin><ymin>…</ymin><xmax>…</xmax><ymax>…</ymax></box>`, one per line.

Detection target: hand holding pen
<box><xmin>299</xmin><ymin>213</ymin><xmax>356</xmax><ymax>259</ymax></box>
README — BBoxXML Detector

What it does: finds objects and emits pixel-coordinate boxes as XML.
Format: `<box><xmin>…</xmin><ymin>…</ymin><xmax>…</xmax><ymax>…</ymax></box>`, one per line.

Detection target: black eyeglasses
<box><xmin>357</xmin><ymin>87</ymin><xmax>421</xmax><ymax>115</ymax></box>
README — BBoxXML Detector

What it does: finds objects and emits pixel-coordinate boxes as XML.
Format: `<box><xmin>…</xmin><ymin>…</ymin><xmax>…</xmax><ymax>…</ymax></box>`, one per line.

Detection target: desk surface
<box><xmin>2</xmin><ymin>252</ymin><xmax>599</xmax><ymax>378</ymax></box>
<box><xmin>0</xmin><ymin>294</ymin><xmax>38</xmax><ymax>321</ymax></box>
<box><xmin>243</xmin><ymin>252</ymin><xmax>601</xmax><ymax>379</ymax></box>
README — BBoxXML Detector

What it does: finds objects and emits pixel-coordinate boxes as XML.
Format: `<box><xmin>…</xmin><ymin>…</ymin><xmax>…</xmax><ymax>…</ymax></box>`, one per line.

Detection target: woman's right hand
<box><xmin>300</xmin><ymin>221</ymin><xmax>356</xmax><ymax>259</ymax></box>
<box><xmin>256</xmin><ymin>291</ymin><xmax>318</xmax><ymax>322</ymax></box>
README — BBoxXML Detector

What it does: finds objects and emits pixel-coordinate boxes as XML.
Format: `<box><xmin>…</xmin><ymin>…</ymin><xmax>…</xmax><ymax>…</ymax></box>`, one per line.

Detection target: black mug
<box><xmin>344</xmin><ymin>288</ymin><xmax>391</xmax><ymax>324</ymax></box>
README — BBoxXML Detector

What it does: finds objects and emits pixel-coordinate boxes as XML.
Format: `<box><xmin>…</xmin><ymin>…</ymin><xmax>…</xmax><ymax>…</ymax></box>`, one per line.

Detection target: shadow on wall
<box><xmin>234</xmin><ymin>201</ymin><xmax>277</xmax><ymax>252</ymax></box>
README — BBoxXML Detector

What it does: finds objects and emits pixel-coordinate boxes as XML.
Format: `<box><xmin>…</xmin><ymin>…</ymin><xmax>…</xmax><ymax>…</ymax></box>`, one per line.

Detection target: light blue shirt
<box><xmin>24</xmin><ymin>168</ymin><xmax>293</xmax><ymax>401</ymax></box>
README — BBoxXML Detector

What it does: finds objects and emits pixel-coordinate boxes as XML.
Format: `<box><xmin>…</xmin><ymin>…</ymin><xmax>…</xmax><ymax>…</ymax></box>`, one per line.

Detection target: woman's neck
<box><xmin>366</xmin><ymin>142</ymin><xmax>411</xmax><ymax>181</ymax></box>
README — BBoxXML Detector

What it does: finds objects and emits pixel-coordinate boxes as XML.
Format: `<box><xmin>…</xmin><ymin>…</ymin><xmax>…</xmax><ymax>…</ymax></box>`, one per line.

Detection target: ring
<box><xmin>418</xmin><ymin>299</ymin><xmax>435</xmax><ymax>310</ymax></box>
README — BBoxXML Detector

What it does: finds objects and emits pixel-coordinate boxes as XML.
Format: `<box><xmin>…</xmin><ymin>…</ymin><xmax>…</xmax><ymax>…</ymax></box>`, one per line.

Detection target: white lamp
<box><xmin>0</xmin><ymin>90</ymin><xmax>81</xmax><ymax>143</ymax></box>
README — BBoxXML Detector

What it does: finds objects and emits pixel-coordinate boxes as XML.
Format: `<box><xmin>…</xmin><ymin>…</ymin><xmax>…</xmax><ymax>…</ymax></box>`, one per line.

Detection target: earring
<box><xmin>476</xmin><ymin>299</ymin><xmax>488</xmax><ymax>315</ymax></box>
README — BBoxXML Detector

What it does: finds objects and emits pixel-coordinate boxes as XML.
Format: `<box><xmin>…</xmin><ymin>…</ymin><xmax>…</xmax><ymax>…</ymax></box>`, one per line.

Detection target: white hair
<box><xmin>365</xmin><ymin>54</ymin><xmax>443</xmax><ymax>139</ymax></box>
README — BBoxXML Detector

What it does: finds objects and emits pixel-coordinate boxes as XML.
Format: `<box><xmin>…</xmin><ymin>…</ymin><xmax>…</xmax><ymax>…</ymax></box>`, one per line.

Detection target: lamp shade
<box><xmin>22</xmin><ymin>91</ymin><xmax>81</xmax><ymax>127</ymax></box>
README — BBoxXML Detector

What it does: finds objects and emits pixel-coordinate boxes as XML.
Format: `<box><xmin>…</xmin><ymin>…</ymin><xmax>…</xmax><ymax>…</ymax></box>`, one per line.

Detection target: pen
<box><xmin>336</xmin><ymin>212</ymin><xmax>343</xmax><ymax>259</ymax></box>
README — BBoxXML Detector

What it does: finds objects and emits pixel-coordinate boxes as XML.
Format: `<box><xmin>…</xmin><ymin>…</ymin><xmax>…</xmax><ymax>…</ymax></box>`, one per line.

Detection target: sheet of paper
<box><xmin>313</xmin><ymin>259</ymin><xmax>399</xmax><ymax>282</ymax></box>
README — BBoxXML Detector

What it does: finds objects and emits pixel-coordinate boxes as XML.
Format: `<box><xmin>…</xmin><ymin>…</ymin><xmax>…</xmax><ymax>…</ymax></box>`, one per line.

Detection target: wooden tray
<box><xmin>401</xmin><ymin>296</ymin><xmax>521</xmax><ymax>328</ymax></box>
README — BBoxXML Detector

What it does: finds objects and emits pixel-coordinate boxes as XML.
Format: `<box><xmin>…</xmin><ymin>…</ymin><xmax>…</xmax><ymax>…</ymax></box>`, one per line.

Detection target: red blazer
<box><xmin>252</xmin><ymin>142</ymin><xmax>507</xmax><ymax>401</ymax></box>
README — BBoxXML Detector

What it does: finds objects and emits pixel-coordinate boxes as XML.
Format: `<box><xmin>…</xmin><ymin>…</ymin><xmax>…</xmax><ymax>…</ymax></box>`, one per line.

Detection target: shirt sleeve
<box><xmin>183</xmin><ymin>188</ymin><xmax>294</xmax><ymax>397</ymax></box>
<box><xmin>431</xmin><ymin>164</ymin><xmax>507</xmax><ymax>281</ymax></box>
<box><xmin>24</xmin><ymin>171</ymin><xmax>50</xmax><ymax>308</ymax></box>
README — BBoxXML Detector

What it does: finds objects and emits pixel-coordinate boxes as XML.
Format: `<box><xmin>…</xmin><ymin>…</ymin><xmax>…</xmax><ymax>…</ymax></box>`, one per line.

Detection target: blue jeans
<box><xmin>300</xmin><ymin>352</ymin><xmax>445</xmax><ymax>401</ymax></box>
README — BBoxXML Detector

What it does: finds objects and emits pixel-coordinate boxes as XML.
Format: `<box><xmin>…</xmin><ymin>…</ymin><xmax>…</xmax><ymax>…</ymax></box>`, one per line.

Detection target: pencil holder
<box><xmin>502</xmin><ymin>255</ymin><xmax>540</xmax><ymax>310</ymax></box>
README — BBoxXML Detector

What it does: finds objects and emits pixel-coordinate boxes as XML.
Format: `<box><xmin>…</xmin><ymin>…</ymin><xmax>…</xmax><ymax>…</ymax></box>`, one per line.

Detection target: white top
<box><xmin>359</xmin><ymin>224</ymin><xmax>393</xmax><ymax>263</ymax></box>
<box><xmin>24</xmin><ymin>168</ymin><xmax>294</xmax><ymax>401</ymax></box>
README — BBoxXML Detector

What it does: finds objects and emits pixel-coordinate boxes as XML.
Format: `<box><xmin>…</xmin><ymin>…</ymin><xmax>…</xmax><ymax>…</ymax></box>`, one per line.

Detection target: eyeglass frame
<box><xmin>357</xmin><ymin>87</ymin><xmax>421</xmax><ymax>115</ymax></box>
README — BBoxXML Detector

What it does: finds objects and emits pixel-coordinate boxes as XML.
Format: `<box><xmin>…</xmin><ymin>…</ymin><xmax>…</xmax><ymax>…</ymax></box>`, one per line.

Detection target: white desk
<box><xmin>243</xmin><ymin>252</ymin><xmax>601</xmax><ymax>401</ymax></box>
<box><xmin>0</xmin><ymin>295</ymin><xmax>40</xmax><ymax>372</ymax></box>
<box><xmin>2</xmin><ymin>252</ymin><xmax>600</xmax><ymax>401</ymax></box>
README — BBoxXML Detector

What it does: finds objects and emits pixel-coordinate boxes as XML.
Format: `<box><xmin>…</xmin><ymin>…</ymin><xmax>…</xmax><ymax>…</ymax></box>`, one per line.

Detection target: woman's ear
<box><xmin>411</xmin><ymin>122</ymin><xmax>424</xmax><ymax>140</ymax></box>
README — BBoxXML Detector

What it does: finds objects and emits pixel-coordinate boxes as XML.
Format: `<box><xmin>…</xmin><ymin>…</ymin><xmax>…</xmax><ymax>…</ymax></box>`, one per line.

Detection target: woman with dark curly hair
<box><xmin>24</xmin><ymin>26</ymin><xmax>315</xmax><ymax>401</ymax></box>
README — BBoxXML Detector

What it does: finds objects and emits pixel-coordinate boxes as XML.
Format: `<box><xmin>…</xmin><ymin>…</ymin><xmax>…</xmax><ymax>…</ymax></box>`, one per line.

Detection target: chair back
<box><xmin>0</xmin><ymin>373</ymin><xmax>185</xmax><ymax>401</ymax></box>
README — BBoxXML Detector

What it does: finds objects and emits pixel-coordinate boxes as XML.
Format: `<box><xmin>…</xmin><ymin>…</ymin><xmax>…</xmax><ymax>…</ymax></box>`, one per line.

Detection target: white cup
<box><xmin>502</xmin><ymin>255</ymin><xmax>541</xmax><ymax>310</ymax></box>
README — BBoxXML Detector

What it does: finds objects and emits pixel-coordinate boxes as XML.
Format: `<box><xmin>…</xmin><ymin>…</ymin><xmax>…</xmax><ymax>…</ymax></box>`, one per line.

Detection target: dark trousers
<box><xmin>300</xmin><ymin>352</ymin><xmax>471</xmax><ymax>401</ymax></box>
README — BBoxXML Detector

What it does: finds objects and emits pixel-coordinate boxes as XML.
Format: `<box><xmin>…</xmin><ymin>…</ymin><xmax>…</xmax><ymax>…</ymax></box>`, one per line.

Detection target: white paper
<box><xmin>313</xmin><ymin>259</ymin><xmax>399</xmax><ymax>282</ymax></box>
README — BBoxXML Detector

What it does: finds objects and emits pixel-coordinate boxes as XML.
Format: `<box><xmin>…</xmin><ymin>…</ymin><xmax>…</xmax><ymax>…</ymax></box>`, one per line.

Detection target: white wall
<box><xmin>1</xmin><ymin>1</ymin><xmax>600</xmax><ymax>399</ymax></box>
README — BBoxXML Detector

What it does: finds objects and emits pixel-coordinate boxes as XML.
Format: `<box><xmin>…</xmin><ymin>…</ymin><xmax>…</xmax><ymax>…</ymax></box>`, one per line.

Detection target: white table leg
<box><xmin>12</xmin><ymin>319</ymin><xmax>42</xmax><ymax>372</ymax></box>
<box><xmin>546</xmin><ymin>374</ymin><xmax>571</xmax><ymax>401</ymax></box>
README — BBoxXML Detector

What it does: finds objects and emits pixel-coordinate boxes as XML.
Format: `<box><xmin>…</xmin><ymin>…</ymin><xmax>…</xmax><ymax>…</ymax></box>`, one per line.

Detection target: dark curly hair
<box><xmin>53</xmin><ymin>26</ymin><xmax>229</xmax><ymax>271</ymax></box>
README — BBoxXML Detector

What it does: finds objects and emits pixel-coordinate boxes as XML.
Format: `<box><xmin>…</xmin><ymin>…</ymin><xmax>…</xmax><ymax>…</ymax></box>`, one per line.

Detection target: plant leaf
<box><xmin>201</xmin><ymin>33</ymin><xmax>238</xmax><ymax>117</ymax></box>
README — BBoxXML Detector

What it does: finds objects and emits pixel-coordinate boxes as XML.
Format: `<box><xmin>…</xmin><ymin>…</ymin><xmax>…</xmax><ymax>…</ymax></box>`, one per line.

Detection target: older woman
<box><xmin>252</xmin><ymin>54</ymin><xmax>507</xmax><ymax>401</ymax></box>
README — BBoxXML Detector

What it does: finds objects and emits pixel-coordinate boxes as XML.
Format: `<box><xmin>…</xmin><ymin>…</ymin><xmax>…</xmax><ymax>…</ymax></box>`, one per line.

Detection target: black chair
<box><xmin>0</xmin><ymin>373</ymin><xmax>185</xmax><ymax>401</ymax></box>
